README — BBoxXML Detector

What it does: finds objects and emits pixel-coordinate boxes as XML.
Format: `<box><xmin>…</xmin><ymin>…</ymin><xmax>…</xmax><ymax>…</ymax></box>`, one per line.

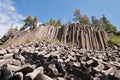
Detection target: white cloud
<box><xmin>0</xmin><ymin>0</ymin><xmax>25</xmax><ymax>38</ymax></box>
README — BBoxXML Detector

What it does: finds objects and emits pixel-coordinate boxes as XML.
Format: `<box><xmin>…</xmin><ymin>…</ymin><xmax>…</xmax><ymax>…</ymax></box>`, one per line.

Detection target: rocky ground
<box><xmin>0</xmin><ymin>42</ymin><xmax>120</xmax><ymax>80</ymax></box>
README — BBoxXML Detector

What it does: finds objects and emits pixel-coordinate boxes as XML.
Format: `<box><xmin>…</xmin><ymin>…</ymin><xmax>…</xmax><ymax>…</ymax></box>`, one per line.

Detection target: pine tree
<box><xmin>30</xmin><ymin>16</ymin><xmax>38</xmax><ymax>30</ymax></box>
<box><xmin>101</xmin><ymin>15</ymin><xmax>117</xmax><ymax>32</ymax></box>
<box><xmin>91</xmin><ymin>16</ymin><xmax>99</xmax><ymax>27</ymax></box>
<box><xmin>20</xmin><ymin>15</ymin><xmax>38</xmax><ymax>31</ymax></box>
<box><xmin>80</xmin><ymin>15</ymin><xmax>90</xmax><ymax>26</ymax></box>
<box><xmin>48</xmin><ymin>18</ymin><xmax>56</xmax><ymax>25</ymax></box>
<box><xmin>23</xmin><ymin>15</ymin><xmax>33</xmax><ymax>26</ymax></box>
<box><xmin>55</xmin><ymin>19</ymin><xmax>61</xmax><ymax>26</ymax></box>
<box><xmin>73</xmin><ymin>9</ymin><xmax>81</xmax><ymax>23</ymax></box>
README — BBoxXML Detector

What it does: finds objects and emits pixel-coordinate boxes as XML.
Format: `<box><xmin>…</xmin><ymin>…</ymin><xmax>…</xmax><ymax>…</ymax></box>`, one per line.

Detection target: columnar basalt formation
<box><xmin>41</xmin><ymin>24</ymin><xmax>108</xmax><ymax>50</ymax></box>
<box><xmin>57</xmin><ymin>23</ymin><xmax>108</xmax><ymax>50</ymax></box>
<box><xmin>4</xmin><ymin>23</ymin><xmax>108</xmax><ymax>50</ymax></box>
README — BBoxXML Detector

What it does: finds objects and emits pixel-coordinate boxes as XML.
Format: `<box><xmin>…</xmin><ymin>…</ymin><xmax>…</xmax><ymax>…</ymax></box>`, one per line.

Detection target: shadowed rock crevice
<box><xmin>0</xmin><ymin>42</ymin><xmax>120</xmax><ymax>80</ymax></box>
<box><xmin>4</xmin><ymin>23</ymin><xmax>108</xmax><ymax>50</ymax></box>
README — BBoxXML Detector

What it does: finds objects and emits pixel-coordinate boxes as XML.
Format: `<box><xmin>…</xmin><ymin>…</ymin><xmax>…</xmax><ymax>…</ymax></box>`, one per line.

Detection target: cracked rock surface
<box><xmin>0</xmin><ymin>42</ymin><xmax>120</xmax><ymax>80</ymax></box>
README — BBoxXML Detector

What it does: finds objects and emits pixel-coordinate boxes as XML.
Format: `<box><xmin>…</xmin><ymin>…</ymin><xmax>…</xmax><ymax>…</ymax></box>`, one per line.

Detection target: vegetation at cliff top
<box><xmin>1</xmin><ymin>9</ymin><xmax>120</xmax><ymax>46</ymax></box>
<box><xmin>46</xmin><ymin>18</ymin><xmax>61</xmax><ymax>27</ymax></box>
<box><xmin>108</xmin><ymin>34</ymin><xmax>120</xmax><ymax>46</ymax></box>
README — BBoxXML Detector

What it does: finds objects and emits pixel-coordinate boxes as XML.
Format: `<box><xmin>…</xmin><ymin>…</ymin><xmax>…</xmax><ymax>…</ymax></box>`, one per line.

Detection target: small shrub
<box><xmin>68</xmin><ymin>42</ymin><xmax>77</xmax><ymax>47</ymax></box>
<box><xmin>108</xmin><ymin>34</ymin><xmax>120</xmax><ymax>46</ymax></box>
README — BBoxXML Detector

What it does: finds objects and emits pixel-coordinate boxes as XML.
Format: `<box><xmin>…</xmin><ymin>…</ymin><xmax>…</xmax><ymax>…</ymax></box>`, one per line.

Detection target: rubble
<box><xmin>0</xmin><ymin>42</ymin><xmax>120</xmax><ymax>80</ymax></box>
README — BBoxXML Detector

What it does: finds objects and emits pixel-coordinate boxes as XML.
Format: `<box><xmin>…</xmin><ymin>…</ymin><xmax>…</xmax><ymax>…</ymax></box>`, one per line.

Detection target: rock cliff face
<box><xmin>57</xmin><ymin>23</ymin><xmax>108</xmax><ymax>50</ymax></box>
<box><xmin>5</xmin><ymin>23</ymin><xmax>108</xmax><ymax>50</ymax></box>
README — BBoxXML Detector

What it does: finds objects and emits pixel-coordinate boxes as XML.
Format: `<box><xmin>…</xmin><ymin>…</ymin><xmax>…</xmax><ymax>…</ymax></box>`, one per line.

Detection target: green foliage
<box><xmin>23</xmin><ymin>15</ymin><xmax>33</xmax><ymax>25</ymax></box>
<box><xmin>91</xmin><ymin>15</ymin><xmax>117</xmax><ymax>33</ymax></box>
<box><xmin>91</xmin><ymin>16</ymin><xmax>99</xmax><ymax>27</ymax></box>
<box><xmin>48</xmin><ymin>18</ymin><xmax>56</xmax><ymax>25</ymax></box>
<box><xmin>72</xmin><ymin>9</ymin><xmax>119</xmax><ymax>47</ymax></box>
<box><xmin>80</xmin><ymin>15</ymin><xmax>90</xmax><ymax>26</ymax></box>
<box><xmin>30</xmin><ymin>16</ymin><xmax>38</xmax><ymax>30</ymax></box>
<box><xmin>47</xmin><ymin>18</ymin><xmax>62</xmax><ymax>27</ymax></box>
<box><xmin>73</xmin><ymin>9</ymin><xmax>90</xmax><ymax>26</ymax></box>
<box><xmin>20</xmin><ymin>15</ymin><xmax>38</xmax><ymax>31</ymax></box>
<box><xmin>73</xmin><ymin>9</ymin><xmax>81</xmax><ymax>23</ymax></box>
<box><xmin>101</xmin><ymin>15</ymin><xmax>117</xmax><ymax>33</ymax></box>
<box><xmin>68</xmin><ymin>42</ymin><xmax>77</xmax><ymax>47</ymax></box>
<box><xmin>72</xmin><ymin>9</ymin><xmax>117</xmax><ymax>32</ymax></box>
<box><xmin>33</xmin><ymin>16</ymin><xmax>38</xmax><ymax>23</ymax></box>
<box><xmin>55</xmin><ymin>19</ymin><xmax>61</xmax><ymax>27</ymax></box>
<box><xmin>0</xmin><ymin>44</ymin><xmax>8</xmax><ymax>48</ymax></box>
<box><xmin>109</xmin><ymin>34</ymin><xmax>120</xmax><ymax>45</ymax></box>
<box><xmin>42</xmin><ymin>39</ymin><xmax>64</xmax><ymax>44</ymax></box>
<box><xmin>98</xmin><ymin>18</ymin><xmax>104</xmax><ymax>27</ymax></box>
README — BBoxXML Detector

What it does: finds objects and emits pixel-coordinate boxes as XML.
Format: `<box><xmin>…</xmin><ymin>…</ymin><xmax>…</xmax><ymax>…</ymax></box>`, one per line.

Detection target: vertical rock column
<box><xmin>74</xmin><ymin>24</ymin><xmax>78</xmax><ymax>44</ymax></box>
<box><xmin>101</xmin><ymin>29</ymin><xmax>108</xmax><ymax>49</ymax></box>
<box><xmin>93</xmin><ymin>29</ymin><xmax>99</xmax><ymax>50</ymax></box>
<box><xmin>85</xmin><ymin>27</ymin><xmax>90</xmax><ymax>50</ymax></box>
<box><xmin>55</xmin><ymin>23</ymin><xmax>108</xmax><ymax>50</ymax></box>
<box><xmin>81</xmin><ymin>26</ymin><xmax>86</xmax><ymax>49</ymax></box>
<box><xmin>88</xmin><ymin>27</ymin><xmax>93</xmax><ymax>50</ymax></box>
<box><xmin>97</xmin><ymin>29</ymin><xmax>105</xmax><ymax>50</ymax></box>
<box><xmin>64</xmin><ymin>25</ymin><xmax>69</xmax><ymax>44</ymax></box>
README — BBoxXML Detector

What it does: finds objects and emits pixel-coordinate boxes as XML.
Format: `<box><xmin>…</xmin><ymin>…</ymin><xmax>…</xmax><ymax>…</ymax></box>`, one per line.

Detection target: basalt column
<box><xmin>54</xmin><ymin>23</ymin><xmax>107</xmax><ymax>50</ymax></box>
<box><xmin>81</xmin><ymin>27</ymin><xmax>86</xmax><ymax>49</ymax></box>
<box><xmin>85</xmin><ymin>27</ymin><xmax>90</xmax><ymax>50</ymax></box>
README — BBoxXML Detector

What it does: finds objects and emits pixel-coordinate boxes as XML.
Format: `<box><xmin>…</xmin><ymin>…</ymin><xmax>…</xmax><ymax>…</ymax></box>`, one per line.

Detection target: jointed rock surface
<box><xmin>0</xmin><ymin>42</ymin><xmax>120</xmax><ymax>80</ymax></box>
<box><xmin>4</xmin><ymin>23</ymin><xmax>108</xmax><ymax>51</ymax></box>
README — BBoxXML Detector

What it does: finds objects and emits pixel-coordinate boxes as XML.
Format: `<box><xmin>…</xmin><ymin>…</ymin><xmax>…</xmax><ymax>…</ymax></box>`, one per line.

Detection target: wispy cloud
<box><xmin>0</xmin><ymin>0</ymin><xmax>25</xmax><ymax>38</ymax></box>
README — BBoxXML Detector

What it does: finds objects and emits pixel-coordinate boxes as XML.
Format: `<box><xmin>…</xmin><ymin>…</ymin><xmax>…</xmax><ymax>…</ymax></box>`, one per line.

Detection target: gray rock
<box><xmin>102</xmin><ymin>67</ymin><xmax>115</xmax><ymax>76</ymax></box>
<box><xmin>93</xmin><ymin>63</ymin><xmax>104</xmax><ymax>72</ymax></box>
<box><xmin>25</xmin><ymin>68</ymin><xmax>41</xmax><ymax>80</ymax></box>
<box><xmin>56</xmin><ymin>77</ymin><xmax>65</xmax><ymax>80</ymax></box>
<box><xmin>0</xmin><ymin>40</ymin><xmax>120</xmax><ymax>80</ymax></box>
<box><xmin>2</xmin><ymin>53</ymin><xmax>14</xmax><ymax>59</ymax></box>
<box><xmin>0</xmin><ymin>59</ymin><xmax>11</xmax><ymax>67</ymax></box>
<box><xmin>0</xmin><ymin>64</ymin><xmax>13</xmax><ymax>80</ymax></box>
<box><xmin>0</xmin><ymin>49</ymin><xmax>7</xmax><ymax>55</ymax></box>
<box><xmin>16</xmin><ymin>65</ymin><xmax>34</xmax><ymax>75</ymax></box>
<box><xmin>114</xmin><ymin>70</ymin><xmax>120</xmax><ymax>78</ymax></box>
<box><xmin>70</xmin><ymin>67</ymin><xmax>93</xmax><ymax>80</ymax></box>
<box><xmin>6</xmin><ymin>64</ymin><xmax>20</xmax><ymax>72</ymax></box>
<box><xmin>86</xmin><ymin>60</ymin><xmax>94</xmax><ymax>66</ymax></box>
<box><xmin>9</xmin><ymin>72</ymin><xmax>23</xmax><ymax>80</ymax></box>
<box><xmin>48</xmin><ymin>64</ymin><xmax>59</xmax><ymax>77</ymax></box>
<box><xmin>34</xmin><ymin>73</ymin><xmax>53</xmax><ymax>80</ymax></box>
<box><xmin>10</xmin><ymin>59</ymin><xmax>22</xmax><ymax>66</ymax></box>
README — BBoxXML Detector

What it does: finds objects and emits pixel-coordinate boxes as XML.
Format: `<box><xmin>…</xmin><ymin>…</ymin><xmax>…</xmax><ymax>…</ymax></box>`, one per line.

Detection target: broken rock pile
<box><xmin>0</xmin><ymin>42</ymin><xmax>120</xmax><ymax>80</ymax></box>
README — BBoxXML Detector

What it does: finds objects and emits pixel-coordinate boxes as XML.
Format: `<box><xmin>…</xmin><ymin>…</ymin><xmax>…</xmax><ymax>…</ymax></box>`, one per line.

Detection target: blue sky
<box><xmin>0</xmin><ymin>0</ymin><xmax>120</xmax><ymax>37</ymax></box>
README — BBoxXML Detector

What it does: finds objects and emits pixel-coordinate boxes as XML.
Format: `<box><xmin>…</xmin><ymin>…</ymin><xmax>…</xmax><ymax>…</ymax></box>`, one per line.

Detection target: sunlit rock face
<box><xmin>4</xmin><ymin>23</ymin><xmax>107</xmax><ymax>50</ymax></box>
